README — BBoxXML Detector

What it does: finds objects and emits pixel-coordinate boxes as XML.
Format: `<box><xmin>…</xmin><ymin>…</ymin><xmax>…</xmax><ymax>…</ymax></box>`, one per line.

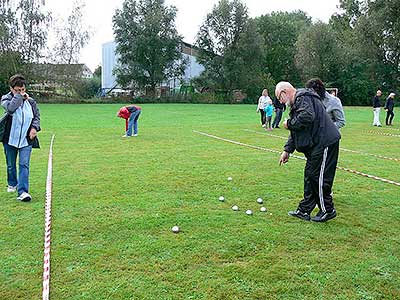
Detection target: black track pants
<box><xmin>259</xmin><ymin>109</ymin><xmax>266</xmax><ymax>125</ymax></box>
<box><xmin>386</xmin><ymin>110</ymin><xmax>394</xmax><ymax>125</ymax></box>
<box><xmin>298</xmin><ymin>141</ymin><xmax>339</xmax><ymax>214</ymax></box>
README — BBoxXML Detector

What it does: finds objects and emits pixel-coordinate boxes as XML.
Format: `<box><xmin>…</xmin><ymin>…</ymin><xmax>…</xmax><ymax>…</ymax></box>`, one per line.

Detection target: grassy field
<box><xmin>0</xmin><ymin>104</ymin><xmax>399</xmax><ymax>300</ymax></box>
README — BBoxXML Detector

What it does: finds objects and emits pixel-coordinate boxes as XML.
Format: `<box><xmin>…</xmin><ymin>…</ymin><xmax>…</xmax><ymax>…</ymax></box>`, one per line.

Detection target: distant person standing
<box><xmin>305</xmin><ymin>78</ymin><xmax>346</xmax><ymax>129</ymax></box>
<box><xmin>372</xmin><ymin>90</ymin><xmax>382</xmax><ymax>127</ymax></box>
<box><xmin>117</xmin><ymin>105</ymin><xmax>142</xmax><ymax>137</ymax></box>
<box><xmin>1</xmin><ymin>74</ymin><xmax>41</xmax><ymax>202</ymax></box>
<box><xmin>384</xmin><ymin>92</ymin><xmax>395</xmax><ymax>126</ymax></box>
<box><xmin>265</xmin><ymin>99</ymin><xmax>273</xmax><ymax>131</ymax></box>
<box><xmin>272</xmin><ymin>96</ymin><xmax>286</xmax><ymax>128</ymax></box>
<box><xmin>256</xmin><ymin>89</ymin><xmax>271</xmax><ymax>128</ymax></box>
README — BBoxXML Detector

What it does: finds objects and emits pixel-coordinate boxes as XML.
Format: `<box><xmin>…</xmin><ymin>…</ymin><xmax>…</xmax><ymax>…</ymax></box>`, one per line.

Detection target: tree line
<box><xmin>113</xmin><ymin>0</ymin><xmax>399</xmax><ymax>105</ymax></box>
<box><xmin>0</xmin><ymin>0</ymin><xmax>97</xmax><ymax>99</ymax></box>
<box><xmin>1</xmin><ymin>0</ymin><xmax>399</xmax><ymax>105</ymax></box>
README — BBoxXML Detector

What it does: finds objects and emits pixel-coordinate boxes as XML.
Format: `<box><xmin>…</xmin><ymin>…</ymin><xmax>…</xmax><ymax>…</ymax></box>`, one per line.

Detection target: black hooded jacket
<box><xmin>284</xmin><ymin>89</ymin><xmax>341</xmax><ymax>154</ymax></box>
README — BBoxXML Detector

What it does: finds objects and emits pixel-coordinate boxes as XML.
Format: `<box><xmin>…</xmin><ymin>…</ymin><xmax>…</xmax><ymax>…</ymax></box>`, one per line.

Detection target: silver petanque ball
<box><xmin>171</xmin><ymin>226</ymin><xmax>180</xmax><ymax>233</ymax></box>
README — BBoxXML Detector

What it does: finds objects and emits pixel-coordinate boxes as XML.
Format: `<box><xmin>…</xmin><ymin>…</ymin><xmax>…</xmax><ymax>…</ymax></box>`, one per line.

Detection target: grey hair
<box><xmin>275</xmin><ymin>81</ymin><xmax>294</xmax><ymax>98</ymax></box>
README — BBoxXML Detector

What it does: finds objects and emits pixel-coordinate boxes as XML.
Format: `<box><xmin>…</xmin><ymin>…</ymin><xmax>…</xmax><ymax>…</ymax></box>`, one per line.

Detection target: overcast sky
<box><xmin>45</xmin><ymin>0</ymin><xmax>341</xmax><ymax>72</ymax></box>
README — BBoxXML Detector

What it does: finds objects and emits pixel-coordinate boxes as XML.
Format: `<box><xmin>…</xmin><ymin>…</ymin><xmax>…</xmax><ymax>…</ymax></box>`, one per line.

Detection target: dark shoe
<box><xmin>275</xmin><ymin>126</ymin><xmax>280</xmax><ymax>129</ymax></box>
<box><xmin>17</xmin><ymin>192</ymin><xmax>32</xmax><ymax>202</ymax></box>
<box><xmin>311</xmin><ymin>209</ymin><xmax>336</xmax><ymax>222</ymax></box>
<box><xmin>288</xmin><ymin>209</ymin><xmax>311</xmax><ymax>221</ymax></box>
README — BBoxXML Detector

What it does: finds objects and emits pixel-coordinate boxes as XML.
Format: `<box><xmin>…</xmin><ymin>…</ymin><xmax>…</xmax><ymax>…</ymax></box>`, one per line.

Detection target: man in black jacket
<box><xmin>372</xmin><ymin>90</ymin><xmax>382</xmax><ymax>126</ymax></box>
<box><xmin>275</xmin><ymin>82</ymin><xmax>341</xmax><ymax>222</ymax></box>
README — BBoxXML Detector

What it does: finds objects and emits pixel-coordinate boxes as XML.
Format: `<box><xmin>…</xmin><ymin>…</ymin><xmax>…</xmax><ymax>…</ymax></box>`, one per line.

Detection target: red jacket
<box><xmin>117</xmin><ymin>106</ymin><xmax>141</xmax><ymax>130</ymax></box>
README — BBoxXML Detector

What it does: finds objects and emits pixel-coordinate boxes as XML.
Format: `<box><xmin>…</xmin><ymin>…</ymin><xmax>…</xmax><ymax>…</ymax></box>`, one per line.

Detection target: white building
<box><xmin>101</xmin><ymin>41</ymin><xmax>204</xmax><ymax>96</ymax></box>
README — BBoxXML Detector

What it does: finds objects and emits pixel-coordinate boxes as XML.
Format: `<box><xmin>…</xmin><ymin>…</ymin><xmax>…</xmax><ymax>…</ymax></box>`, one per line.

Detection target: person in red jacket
<box><xmin>117</xmin><ymin>105</ymin><xmax>142</xmax><ymax>137</ymax></box>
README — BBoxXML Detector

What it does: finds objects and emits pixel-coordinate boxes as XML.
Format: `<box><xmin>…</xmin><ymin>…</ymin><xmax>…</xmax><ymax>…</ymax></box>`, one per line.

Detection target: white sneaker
<box><xmin>133</xmin><ymin>134</ymin><xmax>138</xmax><ymax>137</ymax></box>
<box><xmin>122</xmin><ymin>134</ymin><xmax>131</xmax><ymax>138</ymax></box>
<box><xmin>17</xmin><ymin>192</ymin><xmax>32</xmax><ymax>202</ymax></box>
<box><xmin>7</xmin><ymin>185</ymin><xmax>17</xmax><ymax>193</ymax></box>
<box><xmin>261</xmin><ymin>124</ymin><xmax>266</xmax><ymax>128</ymax></box>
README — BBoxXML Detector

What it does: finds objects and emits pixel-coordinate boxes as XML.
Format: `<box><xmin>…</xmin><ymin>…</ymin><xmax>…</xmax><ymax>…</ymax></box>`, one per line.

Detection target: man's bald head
<box><xmin>275</xmin><ymin>81</ymin><xmax>296</xmax><ymax>104</ymax></box>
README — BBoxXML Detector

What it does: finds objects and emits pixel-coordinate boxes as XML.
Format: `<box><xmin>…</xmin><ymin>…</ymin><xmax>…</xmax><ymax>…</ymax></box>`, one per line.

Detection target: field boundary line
<box><xmin>43</xmin><ymin>134</ymin><xmax>55</xmax><ymax>300</ymax></box>
<box><xmin>365</xmin><ymin>130</ymin><xmax>400</xmax><ymax>138</ymax></box>
<box><xmin>244</xmin><ymin>129</ymin><xmax>400</xmax><ymax>162</ymax></box>
<box><xmin>380</xmin><ymin>127</ymin><xmax>400</xmax><ymax>132</ymax></box>
<box><xmin>194</xmin><ymin>130</ymin><xmax>400</xmax><ymax>187</ymax></box>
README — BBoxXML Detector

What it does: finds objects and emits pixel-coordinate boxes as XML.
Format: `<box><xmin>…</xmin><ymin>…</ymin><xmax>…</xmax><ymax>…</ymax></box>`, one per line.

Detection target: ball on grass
<box><xmin>257</xmin><ymin>197</ymin><xmax>263</xmax><ymax>204</ymax></box>
<box><xmin>227</xmin><ymin>176</ymin><xmax>233</xmax><ymax>181</ymax></box>
<box><xmin>231</xmin><ymin>205</ymin><xmax>239</xmax><ymax>211</ymax></box>
<box><xmin>245</xmin><ymin>209</ymin><xmax>253</xmax><ymax>215</ymax></box>
<box><xmin>260</xmin><ymin>207</ymin><xmax>267</xmax><ymax>212</ymax></box>
<box><xmin>219</xmin><ymin>196</ymin><xmax>225</xmax><ymax>201</ymax></box>
<box><xmin>171</xmin><ymin>226</ymin><xmax>180</xmax><ymax>233</ymax></box>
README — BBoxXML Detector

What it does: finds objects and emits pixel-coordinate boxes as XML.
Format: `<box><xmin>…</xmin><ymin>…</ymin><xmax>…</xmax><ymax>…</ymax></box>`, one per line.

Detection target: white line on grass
<box><xmin>43</xmin><ymin>134</ymin><xmax>55</xmax><ymax>300</ymax></box>
<box><xmin>194</xmin><ymin>130</ymin><xmax>400</xmax><ymax>187</ymax></box>
<box><xmin>365</xmin><ymin>130</ymin><xmax>400</xmax><ymax>138</ymax></box>
<box><xmin>379</xmin><ymin>127</ymin><xmax>400</xmax><ymax>132</ymax></box>
<box><xmin>244</xmin><ymin>129</ymin><xmax>400</xmax><ymax>162</ymax></box>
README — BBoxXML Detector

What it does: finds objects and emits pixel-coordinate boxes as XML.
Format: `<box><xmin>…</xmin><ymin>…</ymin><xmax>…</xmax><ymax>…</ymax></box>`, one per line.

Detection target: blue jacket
<box><xmin>1</xmin><ymin>92</ymin><xmax>41</xmax><ymax>148</ymax></box>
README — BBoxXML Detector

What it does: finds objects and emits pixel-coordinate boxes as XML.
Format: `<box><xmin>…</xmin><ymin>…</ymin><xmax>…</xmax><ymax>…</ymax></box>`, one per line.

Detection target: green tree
<box><xmin>0</xmin><ymin>1</ymin><xmax>21</xmax><ymax>86</ymax></box>
<box><xmin>51</xmin><ymin>1</ymin><xmax>91</xmax><ymax>64</ymax></box>
<box><xmin>255</xmin><ymin>11</ymin><xmax>311</xmax><ymax>87</ymax></box>
<box><xmin>0</xmin><ymin>0</ymin><xmax>49</xmax><ymax>91</ymax></box>
<box><xmin>16</xmin><ymin>0</ymin><xmax>51</xmax><ymax>62</ymax></box>
<box><xmin>295</xmin><ymin>22</ymin><xmax>342</xmax><ymax>84</ymax></box>
<box><xmin>195</xmin><ymin>0</ymin><xmax>266</xmax><ymax>100</ymax></box>
<box><xmin>93</xmin><ymin>65</ymin><xmax>101</xmax><ymax>78</ymax></box>
<box><xmin>328</xmin><ymin>0</ymin><xmax>400</xmax><ymax>104</ymax></box>
<box><xmin>112</xmin><ymin>0</ymin><xmax>185</xmax><ymax>95</ymax></box>
<box><xmin>355</xmin><ymin>0</ymin><xmax>400</xmax><ymax>90</ymax></box>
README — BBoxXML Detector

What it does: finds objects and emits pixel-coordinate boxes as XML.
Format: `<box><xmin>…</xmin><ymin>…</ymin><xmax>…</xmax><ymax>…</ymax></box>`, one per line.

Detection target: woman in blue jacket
<box><xmin>1</xmin><ymin>74</ymin><xmax>40</xmax><ymax>202</ymax></box>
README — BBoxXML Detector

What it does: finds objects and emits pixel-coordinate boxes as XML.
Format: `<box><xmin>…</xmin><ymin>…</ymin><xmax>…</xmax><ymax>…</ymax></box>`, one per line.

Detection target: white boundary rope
<box><xmin>43</xmin><ymin>134</ymin><xmax>55</xmax><ymax>300</ymax></box>
<box><xmin>365</xmin><ymin>130</ymin><xmax>400</xmax><ymax>138</ymax></box>
<box><xmin>244</xmin><ymin>129</ymin><xmax>400</xmax><ymax>162</ymax></box>
<box><xmin>380</xmin><ymin>127</ymin><xmax>400</xmax><ymax>132</ymax></box>
<box><xmin>194</xmin><ymin>130</ymin><xmax>400</xmax><ymax>187</ymax></box>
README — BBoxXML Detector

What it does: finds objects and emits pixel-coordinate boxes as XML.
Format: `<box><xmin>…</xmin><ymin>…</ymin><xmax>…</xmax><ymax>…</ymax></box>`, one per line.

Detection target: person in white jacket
<box><xmin>256</xmin><ymin>89</ymin><xmax>272</xmax><ymax>128</ymax></box>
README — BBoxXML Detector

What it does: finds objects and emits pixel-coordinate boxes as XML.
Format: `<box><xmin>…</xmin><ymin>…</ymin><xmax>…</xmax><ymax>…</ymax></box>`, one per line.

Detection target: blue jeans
<box><xmin>3</xmin><ymin>143</ymin><xmax>32</xmax><ymax>195</ymax></box>
<box><xmin>272</xmin><ymin>108</ymin><xmax>283</xmax><ymax>128</ymax></box>
<box><xmin>126</xmin><ymin>110</ymin><xmax>141</xmax><ymax>136</ymax></box>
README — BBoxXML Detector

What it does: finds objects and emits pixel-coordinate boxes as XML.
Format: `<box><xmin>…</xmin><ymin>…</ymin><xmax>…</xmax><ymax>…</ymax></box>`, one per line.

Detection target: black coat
<box><xmin>373</xmin><ymin>96</ymin><xmax>381</xmax><ymax>108</ymax></box>
<box><xmin>284</xmin><ymin>89</ymin><xmax>341</xmax><ymax>154</ymax></box>
<box><xmin>385</xmin><ymin>97</ymin><xmax>394</xmax><ymax>111</ymax></box>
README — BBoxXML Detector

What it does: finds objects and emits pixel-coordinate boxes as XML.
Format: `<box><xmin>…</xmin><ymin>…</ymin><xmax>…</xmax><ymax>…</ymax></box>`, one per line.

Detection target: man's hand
<box><xmin>279</xmin><ymin>151</ymin><xmax>290</xmax><ymax>165</ymax></box>
<box><xmin>29</xmin><ymin>128</ymin><xmax>37</xmax><ymax>140</ymax></box>
<box><xmin>283</xmin><ymin>119</ymin><xmax>289</xmax><ymax>129</ymax></box>
<box><xmin>21</xmin><ymin>92</ymin><xmax>29</xmax><ymax>99</ymax></box>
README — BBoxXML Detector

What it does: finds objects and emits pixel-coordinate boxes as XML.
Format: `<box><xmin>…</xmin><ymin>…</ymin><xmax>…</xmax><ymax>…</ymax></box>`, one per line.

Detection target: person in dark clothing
<box><xmin>276</xmin><ymin>81</ymin><xmax>341</xmax><ymax>222</ymax></box>
<box><xmin>372</xmin><ymin>90</ymin><xmax>382</xmax><ymax>126</ymax></box>
<box><xmin>305</xmin><ymin>78</ymin><xmax>346</xmax><ymax>129</ymax></box>
<box><xmin>272</xmin><ymin>96</ymin><xmax>286</xmax><ymax>128</ymax></box>
<box><xmin>384</xmin><ymin>93</ymin><xmax>395</xmax><ymax>126</ymax></box>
